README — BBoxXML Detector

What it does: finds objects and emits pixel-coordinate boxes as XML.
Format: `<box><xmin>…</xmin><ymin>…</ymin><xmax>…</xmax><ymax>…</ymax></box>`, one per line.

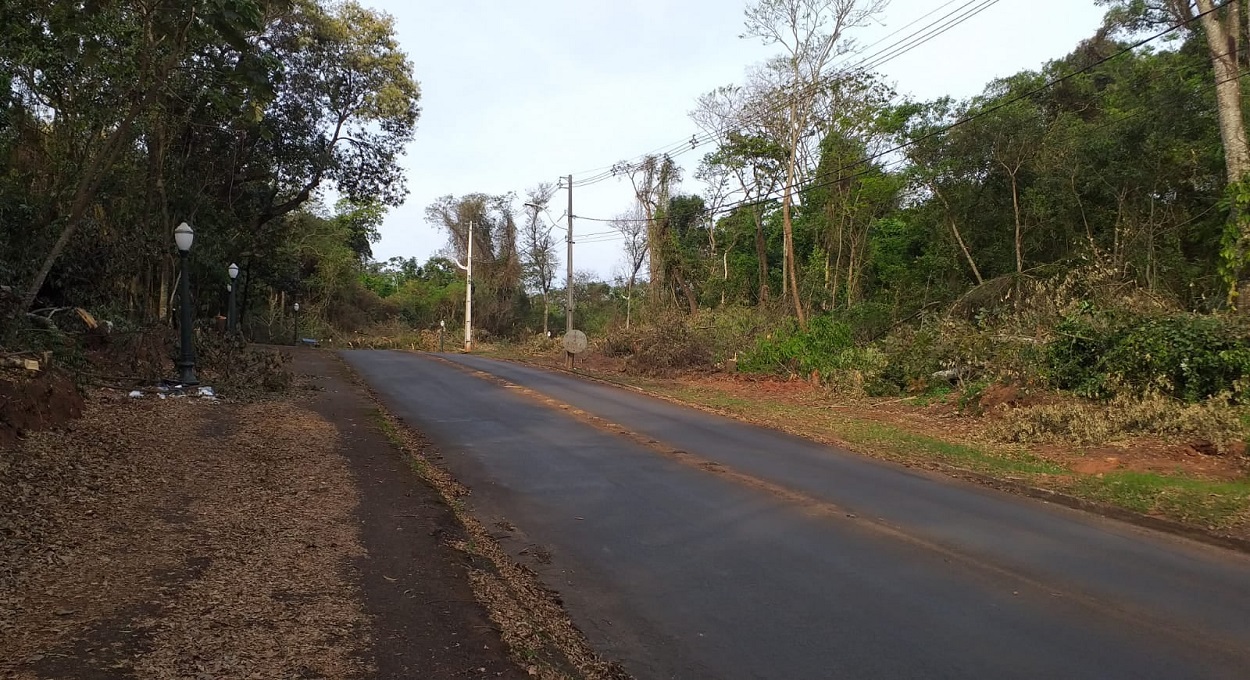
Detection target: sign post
<box><xmin>562</xmin><ymin>330</ymin><xmax>587</xmax><ymax>369</ymax></box>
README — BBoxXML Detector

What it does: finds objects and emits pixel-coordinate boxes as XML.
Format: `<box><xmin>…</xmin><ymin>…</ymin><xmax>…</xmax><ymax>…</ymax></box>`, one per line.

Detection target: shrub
<box><xmin>740</xmin><ymin>315</ymin><xmax>853</xmax><ymax>376</ymax></box>
<box><xmin>869</xmin><ymin>319</ymin><xmax>1032</xmax><ymax>396</ymax></box>
<box><xmin>1046</xmin><ymin>311</ymin><xmax>1250</xmax><ymax>403</ymax></box>
<box><xmin>602</xmin><ymin>327</ymin><xmax>640</xmax><ymax>358</ymax></box>
<box><xmin>991</xmin><ymin>394</ymin><xmax>1246</xmax><ymax>453</ymax></box>
<box><xmin>740</xmin><ymin>315</ymin><xmax>887</xmax><ymax>392</ymax></box>
<box><xmin>624</xmin><ymin>321</ymin><xmax>713</xmax><ymax>376</ymax></box>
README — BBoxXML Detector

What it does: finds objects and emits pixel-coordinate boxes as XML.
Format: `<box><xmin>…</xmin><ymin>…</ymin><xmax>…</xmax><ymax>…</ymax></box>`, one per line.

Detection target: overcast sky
<box><xmin>362</xmin><ymin>0</ymin><xmax>1108</xmax><ymax>279</ymax></box>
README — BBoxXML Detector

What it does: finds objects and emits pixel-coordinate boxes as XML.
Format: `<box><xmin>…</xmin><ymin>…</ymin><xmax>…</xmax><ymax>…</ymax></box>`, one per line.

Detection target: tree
<box><xmin>612</xmin><ymin>208</ymin><xmax>649</xmax><ymax>328</ymax></box>
<box><xmin>4</xmin><ymin>0</ymin><xmax>272</xmax><ymax>312</ymax></box>
<box><xmin>742</xmin><ymin>0</ymin><xmax>888</xmax><ymax>328</ymax></box>
<box><xmin>425</xmin><ymin>193</ymin><xmax>524</xmax><ymax>336</ymax></box>
<box><xmin>0</xmin><ymin>0</ymin><xmax>421</xmax><ymax>324</ymax></box>
<box><xmin>1098</xmin><ymin>0</ymin><xmax>1250</xmax><ymax>302</ymax></box>
<box><xmin>614</xmin><ymin>154</ymin><xmax>680</xmax><ymax>303</ymax></box>
<box><xmin>661</xmin><ymin>194</ymin><xmax>707</xmax><ymax>314</ymax></box>
<box><xmin>521</xmin><ymin>183</ymin><xmax>560</xmax><ymax>334</ymax></box>
<box><xmin>693</xmin><ymin>85</ymin><xmax>788</xmax><ymax>303</ymax></box>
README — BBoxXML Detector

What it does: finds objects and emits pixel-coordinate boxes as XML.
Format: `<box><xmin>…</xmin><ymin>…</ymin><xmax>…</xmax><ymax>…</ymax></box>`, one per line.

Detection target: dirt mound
<box><xmin>0</xmin><ymin>370</ymin><xmax>83</xmax><ymax>449</ymax></box>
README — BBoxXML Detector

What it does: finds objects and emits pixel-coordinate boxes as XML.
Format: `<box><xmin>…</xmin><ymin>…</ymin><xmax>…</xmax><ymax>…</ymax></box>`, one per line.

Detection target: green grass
<box><xmin>835</xmin><ymin>419</ymin><xmax>1065</xmax><ymax>476</ymax></box>
<box><xmin>1073</xmin><ymin>472</ymin><xmax>1250</xmax><ymax>529</ymax></box>
<box><xmin>640</xmin><ymin>378</ymin><xmax>1249</xmax><ymax>532</ymax></box>
<box><xmin>662</xmin><ymin>384</ymin><xmax>1063</xmax><ymax>477</ymax></box>
<box><xmin>370</xmin><ymin>407</ymin><xmax>430</xmax><ymax>476</ymax></box>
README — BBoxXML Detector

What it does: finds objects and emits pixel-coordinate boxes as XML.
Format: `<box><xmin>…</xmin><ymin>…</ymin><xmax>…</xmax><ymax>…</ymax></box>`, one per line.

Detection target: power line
<box><xmin>711</xmin><ymin>0</ymin><xmax>1231</xmax><ymax>216</ymax></box>
<box><xmin>571</xmin><ymin>0</ymin><xmax>1001</xmax><ymax>187</ymax></box>
<box><xmin>854</xmin><ymin>0</ymin><xmax>1002</xmax><ymax>73</ymax></box>
<box><xmin>571</xmin><ymin>52</ymin><xmax>1244</xmax><ymax>232</ymax></box>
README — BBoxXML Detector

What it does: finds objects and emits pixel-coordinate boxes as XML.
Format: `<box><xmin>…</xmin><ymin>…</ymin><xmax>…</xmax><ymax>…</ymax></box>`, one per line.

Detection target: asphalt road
<box><xmin>342</xmin><ymin>350</ymin><xmax>1250</xmax><ymax>680</ymax></box>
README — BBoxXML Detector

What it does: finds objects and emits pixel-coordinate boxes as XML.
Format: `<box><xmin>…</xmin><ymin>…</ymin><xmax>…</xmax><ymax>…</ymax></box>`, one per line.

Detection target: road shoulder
<box><xmin>0</xmin><ymin>348</ymin><xmax>529</xmax><ymax>679</ymax></box>
<box><xmin>298</xmin><ymin>349</ymin><xmax>526</xmax><ymax>679</ymax></box>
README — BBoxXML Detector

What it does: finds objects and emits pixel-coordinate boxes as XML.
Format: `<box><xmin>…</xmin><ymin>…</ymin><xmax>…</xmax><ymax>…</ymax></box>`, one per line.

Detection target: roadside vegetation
<box><xmin>3</xmin><ymin>0</ymin><xmax>1250</xmax><ymax>559</ymax></box>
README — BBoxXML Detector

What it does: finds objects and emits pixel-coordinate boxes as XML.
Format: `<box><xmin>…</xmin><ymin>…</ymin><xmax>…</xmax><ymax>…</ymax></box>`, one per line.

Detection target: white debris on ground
<box><xmin>127</xmin><ymin>385</ymin><xmax>218</xmax><ymax>400</ymax></box>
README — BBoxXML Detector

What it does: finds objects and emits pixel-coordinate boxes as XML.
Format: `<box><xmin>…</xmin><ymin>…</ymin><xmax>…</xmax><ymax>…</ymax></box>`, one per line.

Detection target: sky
<box><xmin>361</xmin><ymin>0</ymin><xmax>1109</xmax><ymax>280</ymax></box>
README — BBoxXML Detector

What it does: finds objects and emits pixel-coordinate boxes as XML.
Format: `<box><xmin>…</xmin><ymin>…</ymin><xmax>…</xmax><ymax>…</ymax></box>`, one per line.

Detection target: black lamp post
<box><xmin>293</xmin><ymin>301</ymin><xmax>300</xmax><ymax>345</ymax></box>
<box><xmin>227</xmin><ymin>262</ymin><xmax>239</xmax><ymax>333</ymax></box>
<box><xmin>173</xmin><ymin>222</ymin><xmax>198</xmax><ymax>385</ymax></box>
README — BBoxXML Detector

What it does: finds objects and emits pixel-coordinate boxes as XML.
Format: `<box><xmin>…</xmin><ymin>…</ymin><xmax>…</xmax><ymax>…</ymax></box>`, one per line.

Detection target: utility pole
<box><xmin>454</xmin><ymin>220</ymin><xmax>474</xmax><ymax>351</ymax></box>
<box><xmin>566</xmin><ymin>174</ymin><xmax>574</xmax><ymax>369</ymax></box>
<box><xmin>465</xmin><ymin>220</ymin><xmax>474</xmax><ymax>351</ymax></box>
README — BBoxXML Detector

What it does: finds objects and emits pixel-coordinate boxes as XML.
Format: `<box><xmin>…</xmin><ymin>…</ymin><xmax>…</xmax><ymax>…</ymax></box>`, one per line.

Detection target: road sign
<box><xmin>563</xmin><ymin>329</ymin><xmax>588</xmax><ymax>355</ymax></box>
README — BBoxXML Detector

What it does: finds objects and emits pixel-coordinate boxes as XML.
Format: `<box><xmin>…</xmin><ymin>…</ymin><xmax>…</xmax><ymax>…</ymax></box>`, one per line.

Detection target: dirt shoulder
<box><xmin>1</xmin><ymin>348</ymin><xmax>526</xmax><ymax>679</ymax></box>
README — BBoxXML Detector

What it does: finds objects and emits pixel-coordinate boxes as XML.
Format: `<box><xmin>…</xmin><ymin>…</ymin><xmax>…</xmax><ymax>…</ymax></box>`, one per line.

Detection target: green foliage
<box><xmin>1047</xmin><ymin>310</ymin><xmax>1250</xmax><ymax>403</ymax></box>
<box><xmin>740</xmin><ymin>314</ymin><xmax>886</xmax><ymax>390</ymax></box>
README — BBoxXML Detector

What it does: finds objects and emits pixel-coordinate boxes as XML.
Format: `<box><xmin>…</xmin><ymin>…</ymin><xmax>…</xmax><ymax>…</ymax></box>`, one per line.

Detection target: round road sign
<box><xmin>562</xmin><ymin>329</ymin><xmax>588</xmax><ymax>355</ymax></box>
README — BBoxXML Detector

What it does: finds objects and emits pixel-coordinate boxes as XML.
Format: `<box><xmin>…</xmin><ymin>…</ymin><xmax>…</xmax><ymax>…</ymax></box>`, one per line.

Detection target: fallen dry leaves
<box><xmin>1</xmin><ymin>391</ymin><xmax>371</xmax><ymax>678</ymax></box>
<box><xmin>358</xmin><ymin>392</ymin><xmax>629</xmax><ymax>680</ymax></box>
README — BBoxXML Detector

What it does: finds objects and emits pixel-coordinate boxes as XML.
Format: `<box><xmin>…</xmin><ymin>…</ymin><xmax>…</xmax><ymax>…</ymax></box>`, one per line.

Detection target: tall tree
<box><xmin>425</xmin><ymin>193</ymin><xmax>524</xmax><ymax>335</ymax></box>
<box><xmin>693</xmin><ymin>85</ymin><xmax>788</xmax><ymax>303</ymax></box>
<box><xmin>1098</xmin><ymin>0</ymin><xmax>1250</xmax><ymax>301</ymax></box>
<box><xmin>611</xmin><ymin>208</ymin><xmax>649</xmax><ymax>328</ymax></box>
<box><xmin>742</xmin><ymin>0</ymin><xmax>888</xmax><ymax>327</ymax></box>
<box><xmin>521</xmin><ymin>183</ymin><xmax>560</xmax><ymax>334</ymax></box>
<box><xmin>614</xmin><ymin>155</ymin><xmax>680</xmax><ymax>303</ymax></box>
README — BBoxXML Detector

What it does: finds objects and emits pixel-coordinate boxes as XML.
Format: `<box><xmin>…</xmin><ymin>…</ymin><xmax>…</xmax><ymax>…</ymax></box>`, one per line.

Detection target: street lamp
<box><xmin>173</xmin><ymin>222</ymin><xmax>198</xmax><ymax>385</ymax></box>
<box><xmin>227</xmin><ymin>263</ymin><xmax>239</xmax><ymax>334</ymax></box>
<box><xmin>293</xmin><ymin>302</ymin><xmax>300</xmax><ymax>345</ymax></box>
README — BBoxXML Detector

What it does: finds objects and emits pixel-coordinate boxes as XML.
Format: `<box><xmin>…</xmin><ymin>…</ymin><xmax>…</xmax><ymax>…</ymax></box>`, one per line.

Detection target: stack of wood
<box><xmin>1</xmin><ymin>353</ymin><xmax>42</xmax><ymax>372</ymax></box>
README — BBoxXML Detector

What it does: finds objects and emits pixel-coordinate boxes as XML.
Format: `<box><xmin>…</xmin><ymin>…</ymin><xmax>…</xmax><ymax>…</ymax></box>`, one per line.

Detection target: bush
<box><xmin>740</xmin><ymin>315</ymin><xmax>887</xmax><ymax>392</ymax></box>
<box><xmin>869</xmin><ymin>318</ymin><xmax>1038</xmax><ymax>396</ymax></box>
<box><xmin>991</xmin><ymin>394</ymin><xmax>1246</xmax><ymax>453</ymax></box>
<box><xmin>601</xmin><ymin>327</ymin><xmax>639</xmax><ymax>358</ymax></box>
<box><xmin>623</xmin><ymin>321</ymin><xmax>713</xmax><ymax>377</ymax></box>
<box><xmin>741</xmin><ymin>315</ymin><xmax>852</xmax><ymax>376</ymax></box>
<box><xmin>197</xmin><ymin>333</ymin><xmax>293</xmax><ymax>395</ymax></box>
<box><xmin>1047</xmin><ymin>311</ymin><xmax>1250</xmax><ymax>403</ymax></box>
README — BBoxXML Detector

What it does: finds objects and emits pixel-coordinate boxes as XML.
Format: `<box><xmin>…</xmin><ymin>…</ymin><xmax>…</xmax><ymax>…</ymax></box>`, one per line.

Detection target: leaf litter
<box><xmin>1</xmin><ymin>390</ymin><xmax>372</xmax><ymax>678</ymax></box>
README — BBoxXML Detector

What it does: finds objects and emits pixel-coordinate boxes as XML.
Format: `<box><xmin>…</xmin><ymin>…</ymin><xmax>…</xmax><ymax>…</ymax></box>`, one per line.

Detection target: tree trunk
<box><xmin>781</xmin><ymin>99</ymin><xmax>807</xmax><ymax>327</ymax></box>
<box><xmin>1194</xmin><ymin>0</ymin><xmax>1250</xmax><ymax>305</ymax></box>
<box><xmin>932</xmin><ymin>184</ymin><xmax>984</xmax><ymax>285</ymax></box>
<box><xmin>673</xmin><ymin>267</ymin><xmax>698</xmax><ymax>316</ymax></box>
<box><xmin>753</xmin><ymin>208</ymin><xmax>769</xmax><ymax>303</ymax></box>
<box><xmin>1197</xmin><ymin>0</ymin><xmax>1250</xmax><ymax>185</ymax></box>
<box><xmin>1008</xmin><ymin>170</ymin><xmax>1024</xmax><ymax>274</ymax></box>
<box><xmin>542</xmin><ymin>291</ymin><xmax>550</xmax><ymax>335</ymax></box>
<box><xmin>782</xmin><ymin>188</ymin><xmax>806</xmax><ymax>327</ymax></box>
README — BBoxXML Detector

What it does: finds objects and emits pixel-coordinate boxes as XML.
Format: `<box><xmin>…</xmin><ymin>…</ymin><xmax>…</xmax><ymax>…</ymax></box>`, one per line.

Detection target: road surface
<box><xmin>342</xmin><ymin>350</ymin><xmax>1250</xmax><ymax>680</ymax></box>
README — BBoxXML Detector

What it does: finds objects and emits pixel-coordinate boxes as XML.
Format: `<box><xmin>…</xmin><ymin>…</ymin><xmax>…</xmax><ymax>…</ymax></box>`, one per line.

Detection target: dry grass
<box><xmin>991</xmin><ymin>394</ymin><xmax>1247</xmax><ymax>453</ymax></box>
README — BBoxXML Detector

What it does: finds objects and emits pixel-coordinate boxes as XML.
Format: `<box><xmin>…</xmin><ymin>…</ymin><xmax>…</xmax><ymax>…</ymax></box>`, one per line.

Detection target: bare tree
<box><xmin>613</xmin><ymin>155</ymin><xmax>680</xmax><ymax>303</ymax></box>
<box><xmin>520</xmin><ymin>183</ymin><xmax>560</xmax><ymax>335</ymax></box>
<box><xmin>612</xmin><ymin>207</ymin><xmax>649</xmax><ymax>328</ymax></box>
<box><xmin>742</xmin><ymin>0</ymin><xmax>888</xmax><ymax>328</ymax></box>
